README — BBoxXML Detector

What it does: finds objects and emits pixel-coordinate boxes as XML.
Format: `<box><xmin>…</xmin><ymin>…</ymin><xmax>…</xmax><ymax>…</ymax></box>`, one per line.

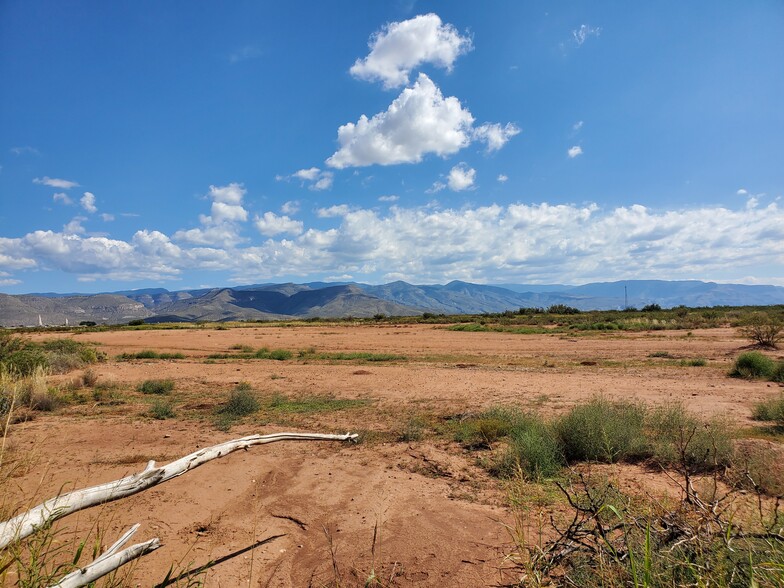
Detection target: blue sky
<box><xmin>1</xmin><ymin>1</ymin><xmax>783</xmax><ymax>294</ymax></box>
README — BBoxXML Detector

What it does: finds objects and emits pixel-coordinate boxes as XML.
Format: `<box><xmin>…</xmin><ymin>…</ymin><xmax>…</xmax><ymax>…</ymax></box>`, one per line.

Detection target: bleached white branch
<box><xmin>0</xmin><ymin>432</ymin><xmax>357</xmax><ymax>549</ymax></box>
<box><xmin>49</xmin><ymin>524</ymin><xmax>160</xmax><ymax>588</ymax></box>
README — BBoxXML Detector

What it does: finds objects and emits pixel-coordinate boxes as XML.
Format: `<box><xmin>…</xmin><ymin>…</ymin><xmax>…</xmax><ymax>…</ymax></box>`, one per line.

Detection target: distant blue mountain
<box><xmin>4</xmin><ymin>279</ymin><xmax>783</xmax><ymax>326</ymax></box>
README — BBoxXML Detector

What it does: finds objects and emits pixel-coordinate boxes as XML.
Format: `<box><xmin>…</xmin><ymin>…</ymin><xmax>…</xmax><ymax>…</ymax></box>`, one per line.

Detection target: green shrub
<box><xmin>253</xmin><ymin>348</ymin><xmax>293</xmax><ymax>360</ymax></box>
<box><xmin>752</xmin><ymin>394</ymin><xmax>784</xmax><ymax>425</ymax></box>
<box><xmin>771</xmin><ymin>361</ymin><xmax>784</xmax><ymax>383</ymax></box>
<box><xmin>729</xmin><ymin>351</ymin><xmax>776</xmax><ymax>379</ymax></box>
<box><xmin>128</xmin><ymin>319</ymin><xmax>145</xmax><ymax>326</ymax></box>
<box><xmin>557</xmin><ymin>398</ymin><xmax>648</xmax><ymax>463</ymax></box>
<box><xmin>495</xmin><ymin>418</ymin><xmax>564</xmax><ymax>481</ymax></box>
<box><xmin>217</xmin><ymin>383</ymin><xmax>260</xmax><ymax>417</ymax></box>
<box><xmin>452</xmin><ymin>408</ymin><xmax>524</xmax><ymax>449</ymax></box>
<box><xmin>648</xmin><ymin>404</ymin><xmax>733</xmax><ymax>472</ymax></box>
<box><xmin>1</xmin><ymin>347</ymin><xmax>48</xmax><ymax>376</ymax></box>
<box><xmin>149</xmin><ymin>399</ymin><xmax>175</xmax><ymax>420</ymax></box>
<box><xmin>137</xmin><ymin>379</ymin><xmax>175</xmax><ymax>395</ymax></box>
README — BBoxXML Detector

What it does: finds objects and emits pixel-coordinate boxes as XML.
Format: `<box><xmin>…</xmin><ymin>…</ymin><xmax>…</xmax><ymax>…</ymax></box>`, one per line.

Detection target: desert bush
<box><xmin>495</xmin><ymin>418</ymin><xmax>564</xmax><ymax>481</ymax></box>
<box><xmin>137</xmin><ymin>379</ymin><xmax>175</xmax><ymax>395</ymax></box>
<box><xmin>149</xmin><ymin>399</ymin><xmax>175</xmax><ymax>420</ymax></box>
<box><xmin>452</xmin><ymin>408</ymin><xmax>524</xmax><ymax>449</ymax></box>
<box><xmin>641</xmin><ymin>303</ymin><xmax>662</xmax><ymax>312</ymax></box>
<box><xmin>398</xmin><ymin>416</ymin><xmax>426</xmax><ymax>442</ymax></box>
<box><xmin>739</xmin><ymin>312</ymin><xmax>783</xmax><ymax>348</ymax></box>
<box><xmin>556</xmin><ymin>398</ymin><xmax>648</xmax><ymax>463</ymax></box>
<box><xmin>729</xmin><ymin>351</ymin><xmax>776</xmax><ymax>379</ymax></box>
<box><xmin>253</xmin><ymin>348</ymin><xmax>293</xmax><ymax>360</ymax></box>
<box><xmin>218</xmin><ymin>382</ymin><xmax>260</xmax><ymax>417</ymax></box>
<box><xmin>648</xmin><ymin>404</ymin><xmax>733</xmax><ymax>472</ymax></box>
<box><xmin>731</xmin><ymin>440</ymin><xmax>784</xmax><ymax>496</ymax></box>
<box><xmin>81</xmin><ymin>368</ymin><xmax>98</xmax><ymax>387</ymax></box>
<box><xmin>752</xmin><ymin>393</ymin><xmax>784</xmax><ymax>426</ymax></box>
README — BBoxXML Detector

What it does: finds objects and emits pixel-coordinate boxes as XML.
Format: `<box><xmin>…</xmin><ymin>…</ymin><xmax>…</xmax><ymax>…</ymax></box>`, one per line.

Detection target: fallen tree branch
<box><xmin>1</xmin><ymin>432</ymin><xmax>358</xmax><ymax>549</ymax></box>
<box><xmin>50</xmin><ymin>523</ymin><xmax>160</xmax><ymax>588</ymax></box>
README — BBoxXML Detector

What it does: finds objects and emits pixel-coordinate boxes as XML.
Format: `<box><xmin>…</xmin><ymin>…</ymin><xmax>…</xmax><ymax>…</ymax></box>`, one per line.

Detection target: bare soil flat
<box><xmin>6</xmin><ymin>324</ymin><xmax>783</xmax><ymax>586</ymax></box>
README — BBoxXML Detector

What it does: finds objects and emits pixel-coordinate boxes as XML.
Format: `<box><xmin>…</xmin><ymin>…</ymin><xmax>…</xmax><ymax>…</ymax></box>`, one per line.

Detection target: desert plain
<box><xmin>3</xmin><ymin>323</ymin><xmax>782</xmax><ymax>587</ymax></box>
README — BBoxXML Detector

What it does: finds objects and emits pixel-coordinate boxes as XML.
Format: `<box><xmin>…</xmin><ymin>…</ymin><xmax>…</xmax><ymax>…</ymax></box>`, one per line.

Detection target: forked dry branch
<box><xmin>0</xmin><ymin>431</ymin><xmax>358</xmax><ymax>587</ymax></box>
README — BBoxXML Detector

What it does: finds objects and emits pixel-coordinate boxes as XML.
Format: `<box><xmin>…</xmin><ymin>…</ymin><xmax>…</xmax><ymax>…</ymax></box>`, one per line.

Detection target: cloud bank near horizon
<box><xmin>2</xmin><ymin>183</ymin><xmax>782</xmax><ymax>287</ymax></box>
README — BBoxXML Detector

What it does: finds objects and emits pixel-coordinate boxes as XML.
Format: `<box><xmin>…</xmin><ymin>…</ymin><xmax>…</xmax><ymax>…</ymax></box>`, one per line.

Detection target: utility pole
<box><xmin>624</xmin><ymin>285</ymin><xmax>628</xmax><ymax>309</ymax></box>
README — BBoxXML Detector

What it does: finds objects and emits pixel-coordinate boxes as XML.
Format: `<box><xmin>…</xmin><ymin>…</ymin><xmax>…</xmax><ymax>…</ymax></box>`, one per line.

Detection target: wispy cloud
<box><xmin>33</xmin><ymin>176</ymin><xmax>79</xmax><ymax>189</ymax></box>
<box><xmin>279</xmin><ymin>167</ymin><xmax>334</xmax><ymax>190</ymax></box>
<box><xmin>572</xmin><ymin>24</ymin><xmax>601</xmax><ymax>46</ymax></box>
<box><xmin>11</xmin><ymin>146</ymin><xmax>40</xmax><ymax>156</ymax></box>
<box><xmin>53</xmin><ymin>192</ymin><xmax>74</xmax><ymax>205</ymax></box>
<box><xmin>229</xmin><ymin>45</ymin><xmax>263</xmax><ymax>63</ymax></box>
<box><xmin>568</xmin><ymin>145</ymin><xmax>583</xmax><ymax>158</ymax></box>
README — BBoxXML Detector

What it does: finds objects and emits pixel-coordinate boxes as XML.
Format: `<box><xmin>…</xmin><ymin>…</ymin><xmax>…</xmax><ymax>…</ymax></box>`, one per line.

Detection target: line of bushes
<box><xmin>450</xmin><ymin>398</ymin><xmax>746</xmax><ymax>488</ymax></box>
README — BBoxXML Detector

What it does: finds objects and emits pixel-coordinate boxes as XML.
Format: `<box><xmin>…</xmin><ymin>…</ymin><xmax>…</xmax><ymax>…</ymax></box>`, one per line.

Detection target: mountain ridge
<box><xmin>3</xmin><ymin>279</ymin><xmax>783</xmax><ymax>327</ymax></box>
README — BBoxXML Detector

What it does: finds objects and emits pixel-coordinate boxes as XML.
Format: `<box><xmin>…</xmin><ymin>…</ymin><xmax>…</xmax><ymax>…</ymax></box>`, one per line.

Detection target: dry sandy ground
<box><xmin>4</xmin><ymin>324</ymin><xmax>783</xmax><ymax>586</ymax></box>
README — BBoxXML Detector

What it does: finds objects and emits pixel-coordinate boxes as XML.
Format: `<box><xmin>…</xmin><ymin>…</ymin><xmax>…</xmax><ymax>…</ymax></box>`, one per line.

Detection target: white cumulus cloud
<box><xmin>327</xmin><ymin>73</ymin><xmax>475</xmax><ymax>168</ymax></box>
<box><xmin>255</xmin><ymin>212</ymin><xmax>304</xmax><ymax>237</ymax></box>
<box><xmin>472</xmin><ymin>123</ymin><xmax>521</xmax><ymax>152</ymax></box>
<box><xmin>447</xmin><ymin>163</ymin><xmax>476</xmax><ymax>191</ymax></box>
<box><xmin>350</xmin><ymin>13</ymin><xmax>473</xmax><ymax>89</ymax></box>
<box><xmin>497</xmin><ymin>174</ymin><xmax>509</xmax><ymax>183</ymax></box>
<box><xmin>568</xmin><ymin>145</ymin><xmax>583</xmax><ymax>158</ymax></box>
<box><xmin>81</xmin><ymin>192</ymin><xmax>97</xmax><ymax>213</ymax></box>
<box><xmin>173</xmin><ymin>183</ymin><xmax>248</xmax><ymax>246</ymax></box>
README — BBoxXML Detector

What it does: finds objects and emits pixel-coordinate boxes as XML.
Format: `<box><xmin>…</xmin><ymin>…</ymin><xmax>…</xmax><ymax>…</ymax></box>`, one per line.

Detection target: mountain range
<box><xmin>1</xmin><ymin>279</ymin><xmax>783</xmax><ymax>327</ymax></box>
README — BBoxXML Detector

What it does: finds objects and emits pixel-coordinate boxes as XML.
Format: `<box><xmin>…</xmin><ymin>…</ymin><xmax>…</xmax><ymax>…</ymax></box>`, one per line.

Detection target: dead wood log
<box><xmin>50</xmin><ymin>524</ymin><xmax>160</xmax><ymax>588</ymax></box>
<box><xmin>1</xmin><ymin>432</ymin><xmax>357</xmax><ymax>549</ymax></box>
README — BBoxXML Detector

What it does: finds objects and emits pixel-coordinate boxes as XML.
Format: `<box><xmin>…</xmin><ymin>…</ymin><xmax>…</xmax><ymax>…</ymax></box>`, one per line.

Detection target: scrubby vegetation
<box><xmin>0</xmin><ymin>331</ymin><xmax>103</xmax><ymax>376</ymax></box>
<box><xmin>729</xmin><ymin>351</ymin><xmax>783</xmax><ymax>381</ymax></box>
<box><xmin>117</xmin><ymin>350</ymin><xmax>185</xmax><ymax>360</ymax></box>
<box><xmin>137</xmin><ymin>379</ymin><xmax>175</xmax><ymax>395</ymax></box>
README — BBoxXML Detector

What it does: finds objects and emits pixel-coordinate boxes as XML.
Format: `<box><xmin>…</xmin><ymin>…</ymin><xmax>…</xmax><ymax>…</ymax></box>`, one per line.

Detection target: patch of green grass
<box><xmin>254</xmin><ymin>348</ymin><xmax>293</xmax><ymax>360</ymax></box>
<box><xmin>447</xmin><ymin>323</ymin><xmax>489</xmax><ymax>332</ymax></box>
<box><xmin>149</xmin><ymin>399</ymin><xmax>175</xmax><ymax>420</ymax></box>
<box><xmin>117</xmin><ymin>350</ymin><xmax>185</xmax><ymax>360</ymax></box>
<box><xmin>305</xmin><ymin>351</ymin><xmax>406</xmax><ymax>362</ymax></box>
<box><xmin>729</xmin><ymin>351</ymin><xmax>776</xmax><ymax>380</ymax></box>
<box><xmin>680</xmin><ymin>357</ymin><xmax>707</xmax><ymax>367</ymax></box>
<box><xmin>265</xmin><ymin>393</ymin><xmax>369</xmax><ymax>413</ymax></box>
<box><xmin>137</xmin><ymin>379</ymin><xmax>175</xmax><ymax>395</ymax></box>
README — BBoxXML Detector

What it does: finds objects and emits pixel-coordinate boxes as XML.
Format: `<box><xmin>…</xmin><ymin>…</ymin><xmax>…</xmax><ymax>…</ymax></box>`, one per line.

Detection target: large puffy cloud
<box><xmin>350</xmin><ymin>13</ymin><xmax>473</xmax><ymax>89</ymax></box>
<box><xmin>327</xmin><ymin>74</ymin><xmax>475</xmax><ymax>168</ymax></box>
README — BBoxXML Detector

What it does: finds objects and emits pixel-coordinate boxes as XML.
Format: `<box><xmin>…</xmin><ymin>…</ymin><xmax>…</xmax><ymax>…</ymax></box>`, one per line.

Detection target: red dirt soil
<box><xmin>4</xmin><ymin>325</ymin><xmax>782</xmax><ymax>586</ymax></box>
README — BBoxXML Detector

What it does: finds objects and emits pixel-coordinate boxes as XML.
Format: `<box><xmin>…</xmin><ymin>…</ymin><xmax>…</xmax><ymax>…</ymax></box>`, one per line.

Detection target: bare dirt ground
<box><xmin>5</xmin><ymin>324</ymin><xmax>783</xmax><ymax>586</ymax></box>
